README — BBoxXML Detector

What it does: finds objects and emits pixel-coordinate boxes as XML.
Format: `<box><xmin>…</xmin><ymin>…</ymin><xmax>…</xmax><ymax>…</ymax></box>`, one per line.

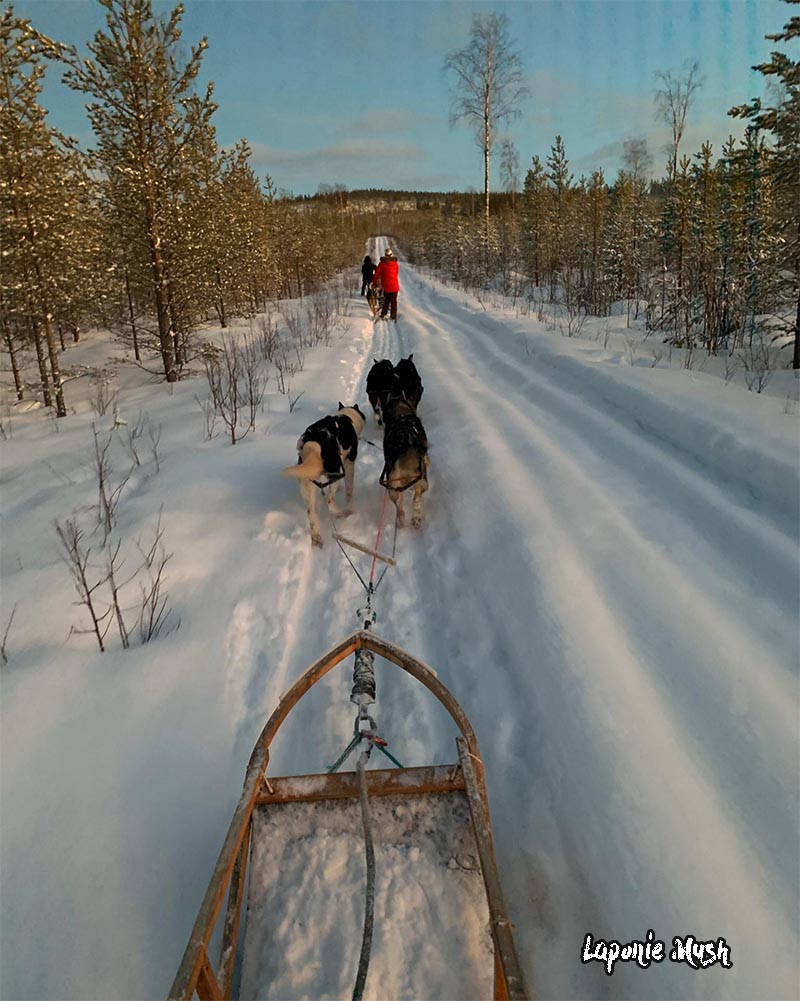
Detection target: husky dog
<box><xmin>282</xmin><ymin>403</ymin><xmax>366</xmax><ymax>546</ymax></box>
<box><xmin>393</xmin><ymin>354</ymin><xmax>424</xmax><ymax>411</ymax></box>
<box><xmin>381</xmin><ymin>394</ymin><xmax>429</xmax><ymax>529</ymax></box>
<box><xmin>365</xmin><ymin>358</ymin><xmax>396</xmax><ymax>427</ymax></box>
<box><xmin>366</xmin><ymin>283</ymin><xmax>383</xmax><ymax>318</ymax></box>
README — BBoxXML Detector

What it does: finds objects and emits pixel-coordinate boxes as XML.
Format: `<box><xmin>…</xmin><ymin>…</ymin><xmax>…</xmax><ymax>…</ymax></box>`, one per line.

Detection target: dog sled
<box><xmin>168</xmin><ymin>629</ymin><xmax>527</xmax><ymax>1001</ymax></box>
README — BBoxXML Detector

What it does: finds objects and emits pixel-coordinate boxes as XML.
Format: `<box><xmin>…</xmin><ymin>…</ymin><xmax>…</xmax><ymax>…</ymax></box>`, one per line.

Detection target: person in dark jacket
<box><xmin>372</xmin><ymin>248</ymin><xmax>400</xmax><ymax>322</ymax></box>
<box><xmin>360</xmin><ymin>255</ymin><xmax>376</xmax><ymax>296</ymax></box>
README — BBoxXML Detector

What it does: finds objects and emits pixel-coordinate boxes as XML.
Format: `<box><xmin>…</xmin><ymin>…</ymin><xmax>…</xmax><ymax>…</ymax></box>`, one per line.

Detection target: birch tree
<box><xmin>445</xmin><ymin>12</ymin><xmax>528</xmax><ymax>254</ymax></box>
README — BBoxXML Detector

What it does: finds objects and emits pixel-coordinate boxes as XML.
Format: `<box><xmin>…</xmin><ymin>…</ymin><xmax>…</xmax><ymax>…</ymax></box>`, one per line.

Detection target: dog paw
<box><xmin>411</xmin><ymin>516</ymin><xmax>422</xmax><ymax>529</ymax></box>
<box><xmin>311</xmin><ymin>534</ymin><xmax>323</xmax><ymax>548</ymax></box>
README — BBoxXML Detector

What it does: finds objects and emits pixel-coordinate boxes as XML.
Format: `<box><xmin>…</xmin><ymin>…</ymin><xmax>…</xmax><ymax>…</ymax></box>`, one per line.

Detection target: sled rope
<box><xmin>324</xmin><ymin>484</ymin><xmax>397</xmax><ymax>600</ymax></box>
<box><xmin>332</xmin><ymin>526</ymin><xmax>370</xmax><ymax>594</ymax></box>
<box><xmin>353</xmin><ymin>749</ymin><xmax>376</xmax><ymax>1001</ymax></box>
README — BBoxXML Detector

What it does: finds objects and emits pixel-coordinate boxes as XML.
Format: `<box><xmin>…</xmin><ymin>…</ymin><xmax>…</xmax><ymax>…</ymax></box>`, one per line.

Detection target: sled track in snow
<box><xmin>377</xmin><ymin>266</ymin><xmax>798</xmax><ymax>999</ymax></box>
<box><xmin>235</xmin><ymin>265</ymin><xmax>796</xmax><ymax>999</ymax></box>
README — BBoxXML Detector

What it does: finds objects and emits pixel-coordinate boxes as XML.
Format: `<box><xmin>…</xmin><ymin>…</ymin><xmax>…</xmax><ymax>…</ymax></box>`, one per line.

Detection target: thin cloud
<box><xmin>347</xmin><ymin>109</ymin><xmax>420</xmax><ymax>135</ymax></box>
<box><xmin>249</xmin><ymin>139</ymin><xmax>424</xmax><ymax>171</ymax></box>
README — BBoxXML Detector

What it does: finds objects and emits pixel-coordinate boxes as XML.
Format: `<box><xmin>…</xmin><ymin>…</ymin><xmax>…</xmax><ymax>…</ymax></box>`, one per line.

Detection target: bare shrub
<box><xmin>105</xmin><ymin>538</ymin><xmax>131</xmax><ymax>649</ymax></box>
<box><xmin>56</xmin><ymin>519</ymin><xmax>111</xmax><ymax>652</ymax></box>
<box><xmin>136</xmin><ymin>514</ymin><xmax>180</xmax><ymax>643</ymax></box>
<box><xmin>148</xmin><ymin>422</ymin><xmax>162</xmax><ymax>472</ymax></box>
<box><xmin>307</xmin><ymin>290</ymin><xmax>336</xmax><ymax>345</ymax></box>
<box><xmin>122</xmin><ymin>412</ymin><xmax>146</xmax><ymax>466</ymax></box>
<box><xmin>559</xmin><ymin>308</ymin><xmax>587</xmax><ymax>339</ymax></box>
<box><xmin>56</xmin><ymin>508</ymin><xmax>179</xmax><ymax>652</ymax></box>
<box><xmin>195</xmin><ymin>392</ymin><xmax>218</xmax><ymax>440</ymax></box>
<box><xmin>239</xmin><ymin>330</ymin><xmax>266</xmax><ymax>432</ymax></box>
<box><xmin>281</xmin><ymin>307</ymin><xmax>304</xmax><ymax>346</ymax></box>
<box><xmin>201</xmin><ymin>332</ymin><xmax>267</xmax><ymax>444</ymax></box>
<box><xmin>683</xmin><ymin>337</ymin><xmax>697</xmax><ymax>370</ymax></box>
<box><xmin>738</xmin><ymin>331</ymin><xmax>772</xmax><ymax>394</ymax></box>
<box><xmin>93</xmin><ymin>425</ymin><xmax>133</xmax><ymax>543</ymax></box>
<box><xmin>255</xmin><ymin>313</ymin><xmax>279</xmax><ymax>362</ymax></box>
<box><xmin>328</xmin><ymin>280</ymin><xmax>352</xmax><ymax>324</ymax></box>
<box><xmin>273</xmin><ymin>342</ymin><xmax>298</xmax><ymax>395</ymax></box>
<box><xmin>89</xmin><ymin>371</ymin><xmax>119</xmax><ymax>417</ymax></box>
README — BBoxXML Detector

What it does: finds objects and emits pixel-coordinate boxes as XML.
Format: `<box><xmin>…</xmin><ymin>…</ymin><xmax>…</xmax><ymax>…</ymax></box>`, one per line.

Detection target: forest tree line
<box><xmin>391</xmin><ymin>4</ymin><xmax>798</xmax><ymax>368</ymax></box>
<box><xmin>1</xmin><ymin>0</ymin><xmax>798</xmax><ymax>424</ymax></box>
<box><xmin>0</xmin><ymin>0</ymin><xmax>381</xmax><ymax>413</ymax></box>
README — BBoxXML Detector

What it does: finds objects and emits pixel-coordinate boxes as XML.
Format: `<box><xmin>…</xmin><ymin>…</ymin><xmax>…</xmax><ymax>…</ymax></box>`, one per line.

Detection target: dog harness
<box><xmin>379</xmin><ymin>460</ymin><xmax>426</xmax><ymax>492</ymax></box>
<box><xmin>380</xmin><ymin>413</ymin><xmax>428</xmax><ymax>492</ymax></box>
<box><xmin>299</xmin><ymin>415</ymin><xmax>358</xmax><ymax>490</ymax></box>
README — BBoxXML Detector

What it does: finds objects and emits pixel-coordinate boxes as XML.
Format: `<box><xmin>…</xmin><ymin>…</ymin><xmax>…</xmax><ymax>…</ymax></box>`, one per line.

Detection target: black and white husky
<box><xmin>282</xmin><ymin>403</ymin><xmax>366</xmax><ymax>546</ymax></box>
<box><xmin>381</xmin><ymin>394</ymin><xmax>429</xmax><ymax>529</ymax></box>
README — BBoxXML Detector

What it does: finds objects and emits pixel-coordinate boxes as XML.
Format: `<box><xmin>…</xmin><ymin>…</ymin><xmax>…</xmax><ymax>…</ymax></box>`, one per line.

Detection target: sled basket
<box><xmin>168</xmin><ymin>631</ymin><xmax>527</xmax><ymax>1000</ymax></box>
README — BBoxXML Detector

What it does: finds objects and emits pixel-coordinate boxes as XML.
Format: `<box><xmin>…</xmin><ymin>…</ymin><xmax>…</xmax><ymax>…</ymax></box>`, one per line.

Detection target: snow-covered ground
<box><xmin>1</xmin><ymin>243</ymin><xmax>798</xmax><ymax>1000</ymax></box>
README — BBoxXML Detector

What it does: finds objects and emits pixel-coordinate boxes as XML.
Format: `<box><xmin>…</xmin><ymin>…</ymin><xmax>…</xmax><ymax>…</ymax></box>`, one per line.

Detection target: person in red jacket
<box><xmin>372</xmin><ymin>247</ymin><xmax>400</xmax><ymax>322</ymax></box>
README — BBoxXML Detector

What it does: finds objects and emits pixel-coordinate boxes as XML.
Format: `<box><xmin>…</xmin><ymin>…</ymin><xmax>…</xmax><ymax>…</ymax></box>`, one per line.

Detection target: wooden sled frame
<box><xmin>168</xmin><ymin>630</ymin><xmax>527</xmax><ymax>1001</ymax></box>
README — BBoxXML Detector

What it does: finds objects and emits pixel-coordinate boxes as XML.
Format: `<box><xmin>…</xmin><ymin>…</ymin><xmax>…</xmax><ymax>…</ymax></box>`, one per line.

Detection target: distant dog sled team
<box><xmin>362</xmin><ymin>247</ymin><xmax>400</xmax><ymax>322</ymax></box>
<box><xmin>284</xmin><ymin>253</ymin><xmax>428</xmax><ymax>545</ymax></box>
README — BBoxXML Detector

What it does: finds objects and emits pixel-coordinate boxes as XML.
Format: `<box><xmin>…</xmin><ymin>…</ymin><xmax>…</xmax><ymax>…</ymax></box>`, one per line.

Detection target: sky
<box><xmin>14</xmin><ymin>0</ymin><xmax>782</xmax><ymax>195</ymax></box>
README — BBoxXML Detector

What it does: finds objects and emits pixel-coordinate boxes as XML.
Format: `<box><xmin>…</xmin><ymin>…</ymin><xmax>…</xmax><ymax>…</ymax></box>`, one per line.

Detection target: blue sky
<box><xmin>17</xmin><ymin>0</ymin><xmax>780</xmax><ymax>194</ymax></box>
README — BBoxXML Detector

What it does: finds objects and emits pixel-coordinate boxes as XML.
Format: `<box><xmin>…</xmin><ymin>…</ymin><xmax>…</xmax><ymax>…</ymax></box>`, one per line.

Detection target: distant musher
<box><xmin>372</xmin><ymin>248</ymin><xmax>399</xmax><ymax>323</ymax></box>
<box><xmin>360</xmin><ymin>254</ymin><xmax>376</xmax><ymax>296</ymax></box>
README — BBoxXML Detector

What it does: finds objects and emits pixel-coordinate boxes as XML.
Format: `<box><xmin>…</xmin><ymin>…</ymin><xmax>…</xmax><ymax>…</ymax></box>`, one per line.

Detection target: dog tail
<box><xmin>282</xmin><ymin>442</ymin><xmax>324</xmax><ymax>481</ymax></box>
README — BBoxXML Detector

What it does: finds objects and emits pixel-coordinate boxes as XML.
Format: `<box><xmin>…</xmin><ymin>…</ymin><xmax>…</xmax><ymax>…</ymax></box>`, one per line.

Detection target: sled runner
<box><xmin>168</xmin><ymin>630</ymin><xmax>527</xmax><ymax>1001</ymax></box>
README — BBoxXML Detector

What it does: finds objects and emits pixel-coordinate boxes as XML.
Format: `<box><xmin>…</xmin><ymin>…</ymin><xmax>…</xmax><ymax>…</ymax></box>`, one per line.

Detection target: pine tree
<box><xmin>0</xmin><ymin>8</ymin><xmax>77</xmax><ymax>416</ymax></box>
<box><xmin>46</xmin><ymin>0</ymin><xmax>217</xmax><ymax>382</ymax></box>
<box><xmin>520</xmin><ymin>155</ymin><xmax>547</xmax><ymax>288</ymax></box>
<box><xmin>730</xmin><ymin>0</ymin><xmax>799</xmax><ymax>367</ymax></box>
<box><xmin>690</xmin><ymin>142</ymin><xmax>723</xmax><ymax>350</ymax></box>
<box><xmin>546</xmin><ymin>135</ymin><xmax>574</xmax><ymax>301</ymax></box>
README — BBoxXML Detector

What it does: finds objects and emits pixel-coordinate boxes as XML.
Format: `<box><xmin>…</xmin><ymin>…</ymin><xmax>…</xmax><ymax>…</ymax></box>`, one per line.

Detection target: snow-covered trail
<box><xmin>1</xmin><ymin>254</ymin><xmax>796</xmax><ymax>1001</ymax></box>
<box><xmin>311</xmin><ymin>265</ymin><xmax>798</xmax><ymax>999</ymax></box>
